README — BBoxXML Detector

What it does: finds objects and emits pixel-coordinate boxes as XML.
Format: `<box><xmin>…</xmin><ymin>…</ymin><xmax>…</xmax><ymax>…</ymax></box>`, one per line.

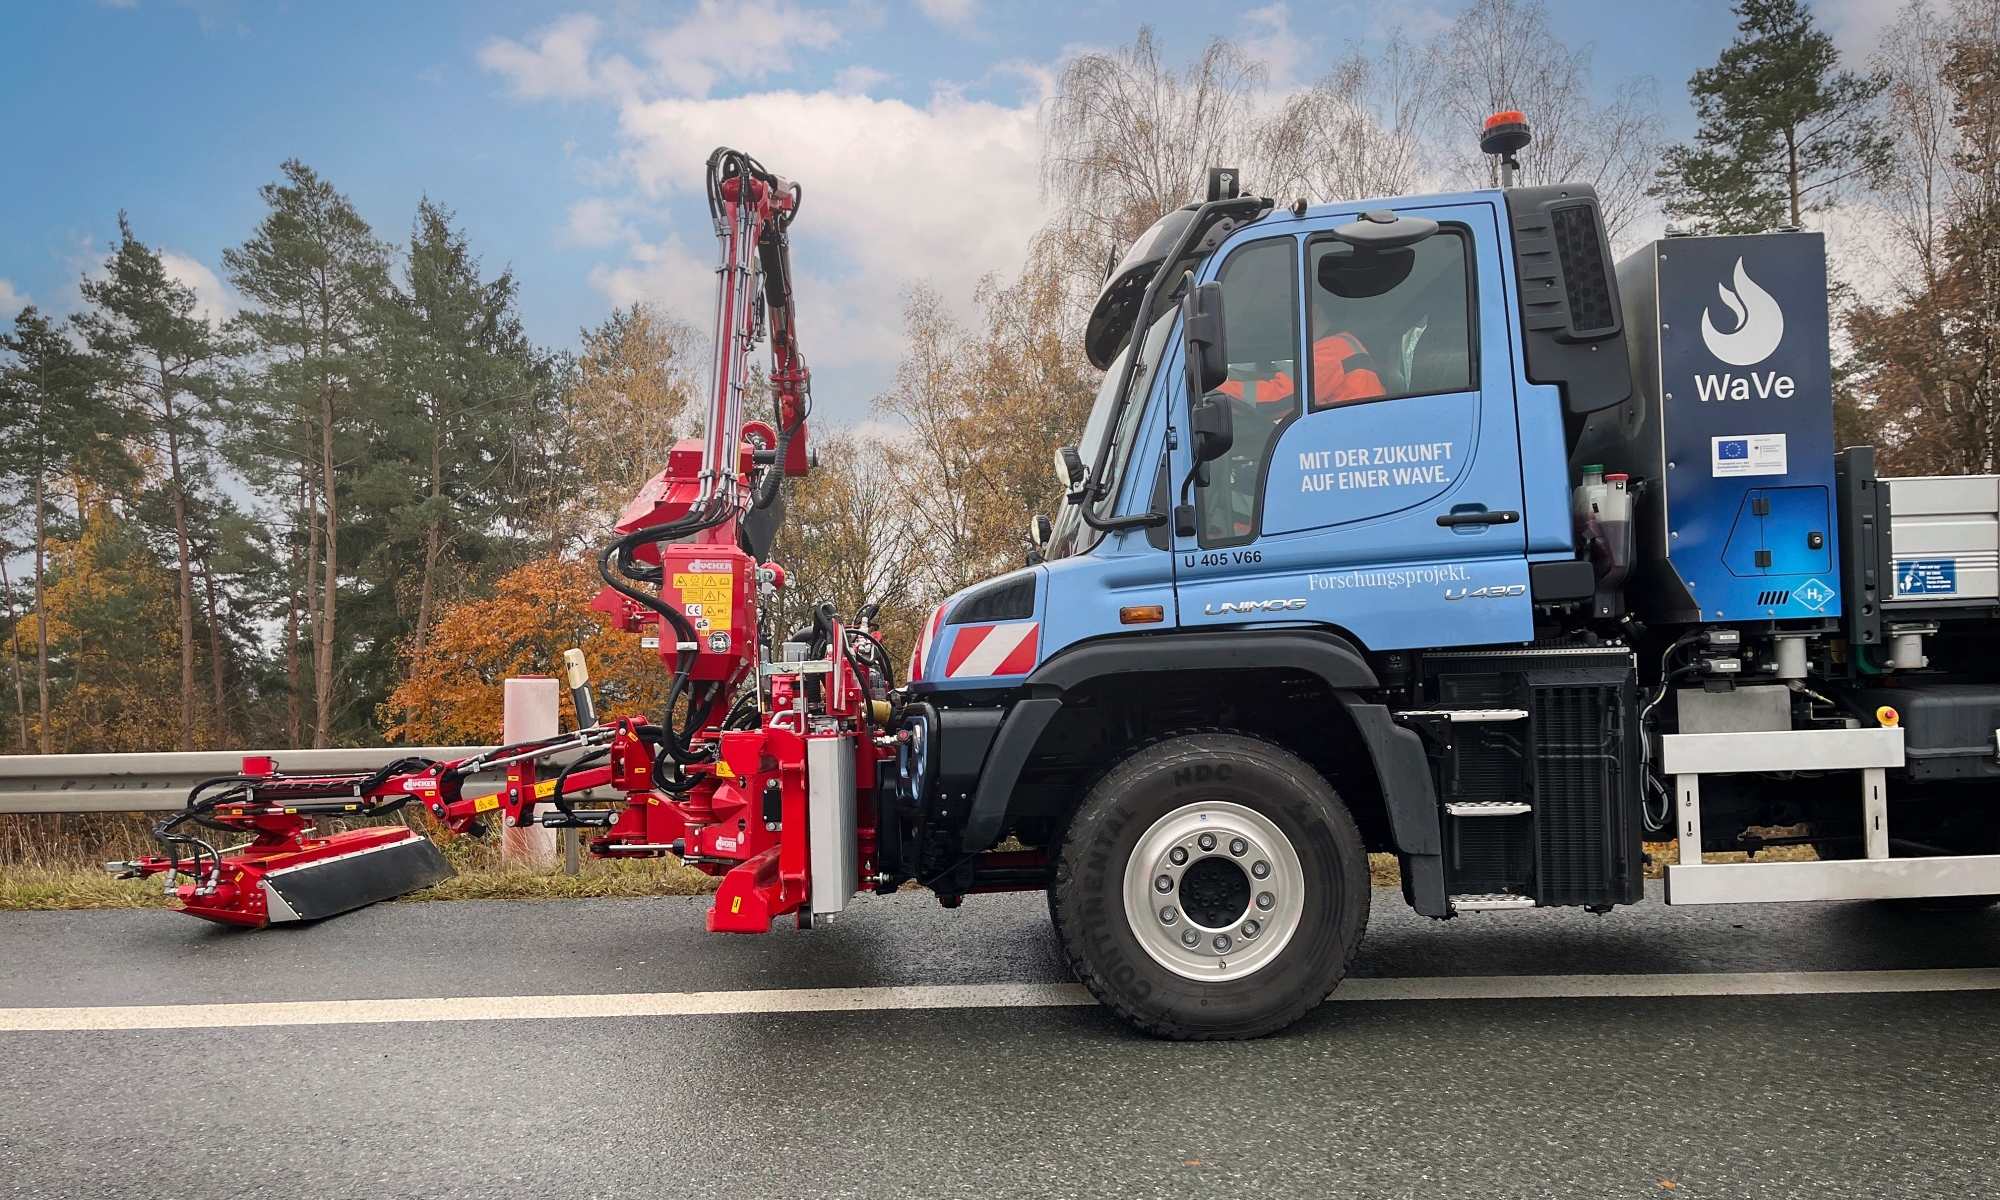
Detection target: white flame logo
<box><xmin>1700</xmin><ymin>258</ymin><xmax>1785</xmax><ymax>367</ymax></box>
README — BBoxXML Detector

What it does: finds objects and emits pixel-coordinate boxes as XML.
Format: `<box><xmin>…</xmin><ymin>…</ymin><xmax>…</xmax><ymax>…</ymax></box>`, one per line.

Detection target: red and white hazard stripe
<box><xmin>910</xmin><ymin>605</ymin><xmax>946</xmax><ymax>681</ymax></box>
<box><xmin>944</xmin><ymin>622</ymin><xmax>1039</xmax><ymax>679</ymax></box>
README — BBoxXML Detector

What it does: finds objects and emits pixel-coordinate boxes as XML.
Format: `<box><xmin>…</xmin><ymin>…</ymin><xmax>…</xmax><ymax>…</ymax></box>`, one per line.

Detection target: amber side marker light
<box><xmin>1120</xmin><ymin>605</ymin><xmax>1165</xmax><ymax>625</ymax></box>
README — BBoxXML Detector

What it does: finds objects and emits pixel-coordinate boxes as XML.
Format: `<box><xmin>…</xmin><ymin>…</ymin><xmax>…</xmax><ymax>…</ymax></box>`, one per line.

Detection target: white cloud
<box><xmin>1817</xmin><ymin>0</ymin><xmax>1904</xmax><ymax>60</ymax></box>
<box><xmin>915</xmin><ymin>0</ymin><xmax>978</xmax><ymax>31</ymax></box>
<box><xmin>0</xmin><ymin>279</ymin><xmax>26</xmax><ymax>320</ymax></box>
<box><xmin>561</xmin><ymin>196</ymin><xmax>638</xmax><ymax>248</ymax></box>
<box><xmin>481</xmin><ymin>2</ymin><xmax>843</xmax><ymax>102</ymax></box>
<box><xmin>612</xmin><ymin>88</ymin><xmax>1042</xmax><ymax>372</ymax></box>
<box><xmin>484</xmin><ymin>8</ymin><xmax>1046</xmax><ymax>421</ymax></box>
<box><xmin>478</xmin><ymin>14</ymin><xmax>615</xmax><ymax>100</ymax></box>
<box><xmin>834</xmin><ymin>64</ymin><xmax>892</xmax><ymax>95</ymax></box>
<box><xmin>1240</xmin><ymin>4</ymin><xmax>1313</xmax><ymax>86</ymax></box>
<box><xmin>159</xmin><ymin>252</ymin><xmax>235</xmax><ymax>327</ymax></box>
<box><xmin>638</xmin><ymin>0</ymin><xmax>841</xmax><ymax>98</ymax></box>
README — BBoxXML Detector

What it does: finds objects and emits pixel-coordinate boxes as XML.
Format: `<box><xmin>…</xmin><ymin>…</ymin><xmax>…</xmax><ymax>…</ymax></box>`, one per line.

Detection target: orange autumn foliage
<box><xmin>381</xmin><ymin>556</ymin><xmax>676</xmax><ymax>744</ymax></box>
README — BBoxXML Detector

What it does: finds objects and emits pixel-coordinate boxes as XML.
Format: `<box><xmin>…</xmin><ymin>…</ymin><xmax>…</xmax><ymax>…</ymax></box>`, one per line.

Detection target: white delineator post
<box><xmin>501</xmin><ymin>676</ymin><xmax>560</xmax><ymax>868</ymax></box>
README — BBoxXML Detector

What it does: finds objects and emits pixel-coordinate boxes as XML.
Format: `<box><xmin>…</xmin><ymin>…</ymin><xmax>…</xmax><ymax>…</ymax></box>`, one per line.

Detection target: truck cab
<box><xmin>884</xmin><ymin>178</ymin><xmax>2000</xmax><ymax>1040</ymax></box>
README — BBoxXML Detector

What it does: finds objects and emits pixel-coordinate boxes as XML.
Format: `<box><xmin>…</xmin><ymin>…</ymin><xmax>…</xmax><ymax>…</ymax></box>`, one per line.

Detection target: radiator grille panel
<box><xmin>1533</xmin><ymin>685</ymin><xmax>1625</xmax><ymax>905</ymax></box>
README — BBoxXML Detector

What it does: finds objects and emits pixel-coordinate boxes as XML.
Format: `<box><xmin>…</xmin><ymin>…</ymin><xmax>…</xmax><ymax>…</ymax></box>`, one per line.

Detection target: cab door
<box><xmin>1171</xmin><ymin>202</ymin><xmax>1534</xmax><ymax>649</ymax></box>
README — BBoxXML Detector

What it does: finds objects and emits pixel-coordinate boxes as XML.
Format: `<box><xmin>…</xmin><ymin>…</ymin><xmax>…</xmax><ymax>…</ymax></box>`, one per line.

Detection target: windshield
<box><xmin>1045</xmin><ymin>308</ymin><xmax>1178</xmax><ymax>560</ymax></box>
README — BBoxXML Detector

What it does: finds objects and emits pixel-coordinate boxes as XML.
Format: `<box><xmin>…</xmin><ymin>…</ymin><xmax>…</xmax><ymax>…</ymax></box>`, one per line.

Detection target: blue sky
<box><xmin>0</xmin><ymin>0</ymin><xmax>1898</xmax><ymax>426</ymax></box>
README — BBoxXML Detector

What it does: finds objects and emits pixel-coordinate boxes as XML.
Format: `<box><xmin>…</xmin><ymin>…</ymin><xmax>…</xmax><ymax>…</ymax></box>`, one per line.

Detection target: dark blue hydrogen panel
<box><xmin>1655</xmin><ymin>232</ymin><xmax>1841</xmax><ymax>620</ymax></box>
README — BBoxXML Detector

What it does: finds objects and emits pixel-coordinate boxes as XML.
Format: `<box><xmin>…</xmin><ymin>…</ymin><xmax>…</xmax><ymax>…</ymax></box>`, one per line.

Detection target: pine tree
<box><xmin>382</xmin><ymin>199</ymin><xmax>541</xmax><ymax>656</ymax></box>
<box><xmin>223</xmin><ymin>162</ymin><xmax>392</xmax><ymax>747</ymax></box>
<box><xmin>0</xmin><ymin>307</ymin><xmax>129</xmax><ymax>751</ymax></box>
<box><xmin>76</xmin><ymin>219</ymin><xmax>226</xmax><ymax>752</ymax></box>
<box><xmin>1653</xmin><ymin>0</ymin><xmax>1891</xmax><ymax>233</ymax></box>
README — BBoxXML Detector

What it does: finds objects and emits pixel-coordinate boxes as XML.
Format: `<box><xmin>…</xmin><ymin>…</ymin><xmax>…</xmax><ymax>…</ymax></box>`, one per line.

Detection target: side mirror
<box><xmin>1182</xmin><ymin>279</ymin><xmax>1227</xmax><ymax>398</ymax></box>
<box><xmin>1027</xmin><ymin>513</ymin><xmax>1052</xmax><ymax>550</ymax></box>
<box><xmin>1189</xmin><ymin>392</ymin><xmax>1233</xmax><ymax>466</ymax></box>
<box><xmin>1054</xmin><ymin>445</ymin><xmax>1087</xmax><ymax>495</ymax></box>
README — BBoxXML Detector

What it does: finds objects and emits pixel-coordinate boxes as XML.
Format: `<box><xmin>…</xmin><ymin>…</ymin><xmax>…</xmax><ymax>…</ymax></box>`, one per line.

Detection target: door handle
<box><xmin>1436</xmin><ymin>510</ymin><xmax>1520</xmax><ymax>527</ymax></box>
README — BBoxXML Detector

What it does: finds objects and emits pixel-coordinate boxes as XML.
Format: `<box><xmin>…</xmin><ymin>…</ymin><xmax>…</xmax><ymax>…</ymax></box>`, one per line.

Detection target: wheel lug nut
<box><xmin>1169</xmin><ymin>846</ymin><xmax>1188</xmax><ymax>865</ymax></box>
<box><xmin>1256</xmin><ymin>891</ymin><xmax>1275</xmax><ymax>910</ymax></box>
<box><xmin>1181</xmin><ymin>928</ymin><xmax>1200</xmax><ymax>948</ymax></box>
<box><xmin>1241</xmin><ymin>919</ymin><xmax>1261</xmax><ymax>938</ymax></box>
<box><xmin>1155</xmin><ymin>874</ymin><xmax>1174</xmax><ymax>893</ymax></box>
<box><xmin>1251</xmin><ymin>860</ymin><xmax>1271</xmax><ymax>878</ymax></box>
<box><xmin>1229</xmin><ymin>838</ymin><xmax>1247</xmax><ymax>856</ymax></box>
<box><xmin>1197</xmin><ymin>832</ymin><xmax>1216</xmax><ymax>852</ymax></box>
<box><xmin>1160</xmin><ymin>906</ymin><xmax>1178</xmax><ymax>925</ymax></box>
<box><xmin>1212</xmin><ymin>934</ymin><xmax>1232</xmax><ymax>952</ymax></box>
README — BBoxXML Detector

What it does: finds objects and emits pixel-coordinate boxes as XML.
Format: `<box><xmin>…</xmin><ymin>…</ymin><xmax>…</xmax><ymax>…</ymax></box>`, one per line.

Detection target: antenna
<box><xmin>1480</xmin><ymin>111</ymin><xmax>1531</xmax><ymax>189</ymax></box>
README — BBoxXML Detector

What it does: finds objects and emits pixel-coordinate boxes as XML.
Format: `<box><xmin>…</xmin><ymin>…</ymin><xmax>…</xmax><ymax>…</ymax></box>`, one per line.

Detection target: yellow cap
<box><xmin>1875</xmin><ymin>705</ymin><xmax>1900</xmax><ymax>728</ymax></box>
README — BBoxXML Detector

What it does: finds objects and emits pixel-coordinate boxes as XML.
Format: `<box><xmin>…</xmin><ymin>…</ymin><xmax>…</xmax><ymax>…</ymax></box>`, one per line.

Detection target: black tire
<box><xmin>1049</xmin><ymin>731</ymin><xmax>1369</xmax><ymax>1040</ymax></box>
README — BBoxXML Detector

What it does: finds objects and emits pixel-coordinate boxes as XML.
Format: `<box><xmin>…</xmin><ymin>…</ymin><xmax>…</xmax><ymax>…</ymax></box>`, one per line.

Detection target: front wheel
<box><xmin>1049</xmin><ymin>732</ymin><xmax>1370</xmax><ymax>1040</ymax></box>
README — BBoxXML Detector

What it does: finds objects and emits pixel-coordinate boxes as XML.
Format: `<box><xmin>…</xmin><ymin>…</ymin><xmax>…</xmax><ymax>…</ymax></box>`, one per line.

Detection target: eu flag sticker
<box><xmin>1711</xmin><ymin>433</ymin><xmax>1787</xmax><ymax>477</ymax></box>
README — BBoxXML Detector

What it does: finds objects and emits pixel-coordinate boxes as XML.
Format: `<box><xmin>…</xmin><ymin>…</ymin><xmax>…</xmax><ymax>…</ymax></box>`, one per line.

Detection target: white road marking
<box><xmin>2</xmin><ymin>968</ymin><xmax>1995</xmax><ymax>1032</ymax></box>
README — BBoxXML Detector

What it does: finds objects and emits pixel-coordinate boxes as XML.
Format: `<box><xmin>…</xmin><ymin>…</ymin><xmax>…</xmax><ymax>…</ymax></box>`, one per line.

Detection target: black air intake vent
<box><xmin>1505</xmin><ymin>184</ymin><xmax>1630</xmax><ymax>415</ymax></box>
<box><xmin>1757</xmin><ymin>589</ymin><xmax>1792</xmax><ymax>607</ymax></box>
<box><xmin>947</xmin><ymin>573</ymin><xmax>1036</xmax><ymax>624</ymax></box>
<box><xmin>1551</xmin><ymin>205</ymin><xmax>1615</xmax><ymax>332</ymax></box>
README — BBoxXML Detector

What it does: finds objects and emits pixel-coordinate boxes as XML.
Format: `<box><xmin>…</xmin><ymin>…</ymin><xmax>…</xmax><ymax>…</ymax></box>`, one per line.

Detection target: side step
<box><xmin>1445</xmin><ymin>800</ymin><xmax>1532</xmax><ymax>817</ymax></box>
<box><xmin>1396</xmin><ymin>708</ymin><xmax>1529</xmax><ymax>723</ymax></box>
<box><xmin>1450</xmin><ymin>893</ymin><xmax>1537</xmax><ymax>912</ymax></box>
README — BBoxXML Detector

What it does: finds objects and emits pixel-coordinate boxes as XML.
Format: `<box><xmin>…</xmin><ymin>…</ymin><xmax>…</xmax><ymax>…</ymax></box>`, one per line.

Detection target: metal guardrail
<box><xmin>0</xmin><ymin>748</ymin><xmax>495</xmax><ymax>814</ymax></box>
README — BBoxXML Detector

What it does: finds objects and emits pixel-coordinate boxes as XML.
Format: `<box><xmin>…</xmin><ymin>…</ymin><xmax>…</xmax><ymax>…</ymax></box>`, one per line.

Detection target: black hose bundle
<box><xmin>150</xmin><ymin>756</ymin><xmax>440</xmax><ymax>885</ymax></box>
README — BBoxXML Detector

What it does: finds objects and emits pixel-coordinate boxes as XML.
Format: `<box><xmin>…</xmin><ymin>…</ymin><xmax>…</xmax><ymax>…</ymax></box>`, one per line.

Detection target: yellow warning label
<box><xmin>673</xmin><ymin>572</ymin><xmax>734</xmax><ymax>634</ymax></box>
<box><xmin>714</xmin><ymin>760</ymin><xmax>736</xmax><ymax>778</ymax></box>
<box><xmin>534</xmin><ymin>779</ymin><xmax>559</xmax><ymax>799</ymax></box>
<box><xmin>474</xmin><ymin>793</ymin><xmax>501</xmax><ymax>813</ymax></box>
<box><xmin>731</xmin><ymin>896</ymin><xmax>742</xmax><ymax>914</ymax></box>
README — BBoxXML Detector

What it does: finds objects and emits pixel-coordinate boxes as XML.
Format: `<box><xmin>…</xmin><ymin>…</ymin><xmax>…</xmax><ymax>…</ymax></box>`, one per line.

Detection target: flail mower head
<box><xmin>109</xmin><ymin>756</ymin><xmax>460</xmax><ymax>928</ymax></box>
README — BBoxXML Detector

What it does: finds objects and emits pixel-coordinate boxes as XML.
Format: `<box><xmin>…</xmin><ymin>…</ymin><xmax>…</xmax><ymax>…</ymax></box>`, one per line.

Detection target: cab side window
<box><xmin>1193</xmin><ymin>238</ymin><xmax>1299</xmax><ymax>548</ymax></box>
<box><xmin>1309</xmin><ymin>231</ymin><xmax>1472</xmax><ymax>410</ymax></box>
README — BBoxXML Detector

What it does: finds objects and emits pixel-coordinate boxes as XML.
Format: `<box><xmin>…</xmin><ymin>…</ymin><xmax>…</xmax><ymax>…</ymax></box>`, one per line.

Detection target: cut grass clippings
<box><xmin>1</xmin><ymin>866</ymin><xmax>179</xmax><ymax>911</ymax></box>
<box><xmin>1</xmin><ymin>817</ymin><xmax>1825</xmax><ymax>912</ymax></box>
<box><xmin>0</xmin><ymin>809</ymin><xmax>718</xmax><ymax>912</ymax></box>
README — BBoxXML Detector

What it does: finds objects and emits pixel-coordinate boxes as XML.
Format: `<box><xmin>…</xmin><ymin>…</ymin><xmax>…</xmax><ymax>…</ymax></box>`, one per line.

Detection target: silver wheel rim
<box><xmin>1122</xmin><ymin>800</ymin><xmax>1306</xmax><ymax>981</ymax></box>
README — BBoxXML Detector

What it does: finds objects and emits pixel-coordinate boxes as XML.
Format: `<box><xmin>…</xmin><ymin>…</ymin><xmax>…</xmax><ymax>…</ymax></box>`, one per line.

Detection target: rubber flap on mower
<box><xmin>260</xmin><ymin>834</ymin><xmax>455</xmax><ymax>923</ymax></box>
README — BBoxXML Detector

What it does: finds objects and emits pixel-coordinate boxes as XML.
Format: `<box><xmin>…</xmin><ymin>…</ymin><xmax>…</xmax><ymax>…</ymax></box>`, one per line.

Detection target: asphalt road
<box><xmin>2</xmin><ymin>884</ymin><xmax>1997</xmax><ymax>1199</ymax></box>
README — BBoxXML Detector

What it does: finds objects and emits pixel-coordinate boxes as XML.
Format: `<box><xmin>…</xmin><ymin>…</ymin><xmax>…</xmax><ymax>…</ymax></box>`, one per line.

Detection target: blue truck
<box><xmin>122</xmin><ymin>146</ymin><xmax>1997</xmax><ymax>1043</ymax></box>
<box><xmin>887</xmin><ymin>169</ymin><xmax>2000</xmax><ymax>1039</ymax></box>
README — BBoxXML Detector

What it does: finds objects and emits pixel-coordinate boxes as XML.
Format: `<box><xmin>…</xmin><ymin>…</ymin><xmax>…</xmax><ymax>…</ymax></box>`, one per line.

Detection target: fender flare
<box><xmin>1021</xmin><ymin>628</ymin><xmax>1378</xmax><ymax>693</ymax></box>
<box><xmin>962</xmin><ymin>630</ymin><xmax>1385</xmax><ymax>827</ymax></box>
<box><xmin>958</xmin><ymin>628</ymin><xmax>1447</xmax><ymax>916</ymax></box>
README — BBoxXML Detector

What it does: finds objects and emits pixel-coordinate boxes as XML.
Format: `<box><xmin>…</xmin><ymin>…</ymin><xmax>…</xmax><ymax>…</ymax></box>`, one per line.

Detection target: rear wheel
<box><xmin>1049</xmin><ymin>732</ymin><xmax>1369</xmax><ymax>1040</ymax></box>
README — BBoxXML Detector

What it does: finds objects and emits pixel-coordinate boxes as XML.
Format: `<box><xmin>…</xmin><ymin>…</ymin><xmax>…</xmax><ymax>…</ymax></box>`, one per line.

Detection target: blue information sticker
<box><xmin>1895</xmin><ymin>559</ymin><xmax>1958</xmax><ymax>596</ymax></box>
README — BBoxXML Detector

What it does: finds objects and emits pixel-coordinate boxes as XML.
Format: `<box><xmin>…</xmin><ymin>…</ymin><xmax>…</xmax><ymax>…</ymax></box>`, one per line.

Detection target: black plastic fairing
<box><xmin>1085</xmin><ymin>198</ymin><xmax>1274</xmax><ymax>370</ymax></box>
<box><xmin>1504</xmin><ymin>184</ymin><xmax>1631</xmax><ymax>415</ymax></box>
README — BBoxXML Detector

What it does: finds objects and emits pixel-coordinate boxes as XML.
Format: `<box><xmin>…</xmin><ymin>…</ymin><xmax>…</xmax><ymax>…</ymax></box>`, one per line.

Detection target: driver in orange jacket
<box><xmin>1217</xmin><ymin>332</ymin><xmax>1386</xmax><ymax>408</ymax></box>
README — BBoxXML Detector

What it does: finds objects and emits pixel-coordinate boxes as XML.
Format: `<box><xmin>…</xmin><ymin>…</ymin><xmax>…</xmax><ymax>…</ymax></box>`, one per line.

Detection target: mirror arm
<box><xmin>1080</xmin><ymin>505</ymin><xmax>1167</xmax><ymax>531</ymax></box>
